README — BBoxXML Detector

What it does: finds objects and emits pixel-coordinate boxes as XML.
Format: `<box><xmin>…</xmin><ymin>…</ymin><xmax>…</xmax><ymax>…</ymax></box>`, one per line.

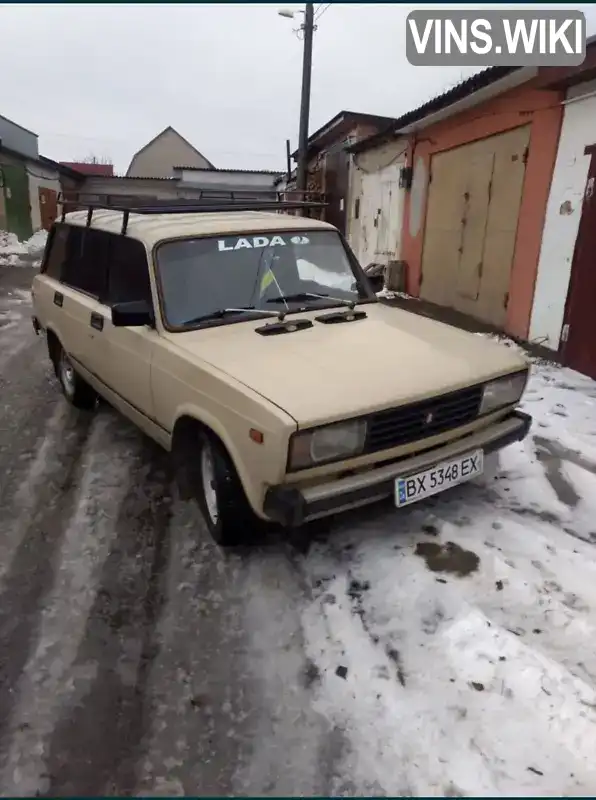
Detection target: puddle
<box><xmin>532</xmin><ymin>435</ymin><xmax>596</xmax><ymax>508</ymax></box>
<box><xmin>414</xmin><ymin>540</ymin><xmax>480</xmax><ymax>576</ymax></box>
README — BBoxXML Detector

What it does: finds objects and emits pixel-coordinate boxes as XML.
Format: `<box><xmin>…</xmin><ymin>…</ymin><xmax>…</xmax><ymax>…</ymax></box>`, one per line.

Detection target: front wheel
<box><xmin>56</xmin><ymin>345</ymin><xmax>97</xmax><ymax>410</ymax></box>
<box><xmin>195</xmin><ymin>434</ymin><xmax>264</xmax><ymax>547</ymax></box>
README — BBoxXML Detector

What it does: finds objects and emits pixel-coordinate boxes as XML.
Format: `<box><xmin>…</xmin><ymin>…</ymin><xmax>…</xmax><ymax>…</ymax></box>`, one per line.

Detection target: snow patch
<box><xmin>376</xmin><ymin>287</ymin><xmax>417</xmax><ymax>301</ymax></box>
<box><xmin>0</xmin><ymin>229</ymin><xmax>47</xmax><ymax>266</ymax></box>
<box><xmin>297</xmin><ymin>356</ymin><xmax>596</xmax><ymax>796</ymax></box>
<box><xmin>25</xmin><ymin>229</ymin><xmax>48</xmax><ymax>256</ymax></box>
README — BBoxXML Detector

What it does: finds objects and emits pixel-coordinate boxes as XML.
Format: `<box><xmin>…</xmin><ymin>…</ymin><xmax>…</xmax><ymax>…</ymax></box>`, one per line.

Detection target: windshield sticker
<box><xmin>217</xmin><ymin>234</ymin><xmax>310</xmax><ymax>251</ymax></box>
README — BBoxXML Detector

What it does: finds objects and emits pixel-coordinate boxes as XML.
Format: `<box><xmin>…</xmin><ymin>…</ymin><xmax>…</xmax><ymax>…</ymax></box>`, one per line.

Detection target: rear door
<box><xmin>33</xmin><ymin>223</ymin><xmax>107</xmax><ymax>369</ymax></box>
<box><xmin>60</xmin><ymin>226</ymin><xmax>109</xmax><ymax>371</ymax></box>
<box><xmin>33</xmin><ymin>223</ymin><xmax>68</xmax><ymax>337</ymax></box>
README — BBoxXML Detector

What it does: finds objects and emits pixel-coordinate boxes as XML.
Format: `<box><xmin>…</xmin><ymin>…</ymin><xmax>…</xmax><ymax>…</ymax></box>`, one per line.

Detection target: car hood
<box><xmin>164</xmin><ymin>303</ymin><xmax>529</xmax><ymax>426</ymax></box>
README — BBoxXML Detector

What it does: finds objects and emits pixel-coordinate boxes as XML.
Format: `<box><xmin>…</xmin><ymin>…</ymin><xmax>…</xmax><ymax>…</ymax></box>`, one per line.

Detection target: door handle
<box><xmin>53</xmin><ymin>291</ymin><xmax>63</xmax><ymax>307</ymax></box>
<box><xmin>90</xmin><ymin>312</ymin><xmax>104</xmax><ymax>331</ymax></box>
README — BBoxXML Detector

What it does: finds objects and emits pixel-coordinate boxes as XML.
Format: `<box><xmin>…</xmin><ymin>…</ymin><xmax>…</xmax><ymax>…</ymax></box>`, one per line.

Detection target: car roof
<box><xmin>61</xmin><ymin>209</ymin><xmax>336</xmax><ymax>248</ymax></box>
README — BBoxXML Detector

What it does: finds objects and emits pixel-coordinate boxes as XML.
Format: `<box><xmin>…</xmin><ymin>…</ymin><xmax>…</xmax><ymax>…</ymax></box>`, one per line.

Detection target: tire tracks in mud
<box><xmin>0</xmin><ymin>410</ymin><xmax>94</xmax><ymax>755</ymax></box>
<box><xmin>229</xmin><ymin>539</ymin><xmax>349</xmax><ymax>798</ymax></box>
<box><xmin>37</xmin><ymin>437</ymin><xmax>174</xmax><ymax>796</ymax></box>
<box><xmin>264</xmin><ymin>535</ymin><xmax>373</xmax><ymax>798</ymax></box>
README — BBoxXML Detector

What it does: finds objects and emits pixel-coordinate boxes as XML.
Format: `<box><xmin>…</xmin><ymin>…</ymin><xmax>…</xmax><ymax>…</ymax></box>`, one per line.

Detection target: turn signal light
<box><xmin>249</xmin><ymin>428</ymin><xmax>264</xmax><ymax>444</ymax></box>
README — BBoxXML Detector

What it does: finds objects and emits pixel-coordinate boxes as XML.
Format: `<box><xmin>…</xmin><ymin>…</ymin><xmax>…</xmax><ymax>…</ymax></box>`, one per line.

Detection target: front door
<box><xmin>97</xmin><ymin>232</ymin><xmax>155</xmax><ymax>420</ymax></box>
<box><xmin>561</xmin><ymin>147</ymin><xmax>596</xmax><ymax>379</ymax></box>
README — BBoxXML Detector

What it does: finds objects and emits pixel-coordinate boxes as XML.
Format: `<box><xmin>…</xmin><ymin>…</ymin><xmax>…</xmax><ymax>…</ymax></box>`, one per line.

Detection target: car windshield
<box><xmin>155</xmin><ymin>229</ymin><xmax>369</xmax><ymax>328</ymax></box>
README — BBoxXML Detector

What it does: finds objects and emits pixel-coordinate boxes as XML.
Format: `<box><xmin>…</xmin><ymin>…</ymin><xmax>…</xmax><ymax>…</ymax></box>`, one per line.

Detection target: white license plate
<box><xmin>395</xmin><ymin>449</ymin><xmax>484</xmax><ymax>508</ymax></box>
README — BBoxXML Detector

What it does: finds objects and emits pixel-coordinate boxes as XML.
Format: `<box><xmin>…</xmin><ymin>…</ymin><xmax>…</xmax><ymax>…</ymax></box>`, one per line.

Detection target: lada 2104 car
<box><xmin>31</xmin><ymin>194</ymin><xmax>532</xmax><ymax>546</ymax></box>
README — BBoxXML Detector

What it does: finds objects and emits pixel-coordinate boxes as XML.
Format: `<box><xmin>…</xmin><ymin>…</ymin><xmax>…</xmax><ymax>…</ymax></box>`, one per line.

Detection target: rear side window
<box><xmin>61</xmin><ymin>226</ymin><xmax>109</xmax><ymax>298</ymax></box>
<box><xmin>41</xmin><ymin>224</ymin><xmax>68</xmax><ymax>280</ymax></box>
<box><xmin>107</xmin><ymin>236</ymin><xmax>152</xmax><ymax>305</ymax></box>
<box><xmin>41</xmin><ymin>223</ymin><xmax>152</xmax><ymax>307</ymax></box>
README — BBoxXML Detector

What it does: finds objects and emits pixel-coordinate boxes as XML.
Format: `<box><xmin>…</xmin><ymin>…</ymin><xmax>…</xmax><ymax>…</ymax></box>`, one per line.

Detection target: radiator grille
<box><xmin>365</xmin><ymin>385</ymin><xmax>483</xmax><ymax>454</ymax></box>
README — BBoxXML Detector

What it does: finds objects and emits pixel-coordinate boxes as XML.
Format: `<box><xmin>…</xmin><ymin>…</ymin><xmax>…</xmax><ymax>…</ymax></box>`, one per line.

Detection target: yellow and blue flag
<box><xmin>259</xmin><ymin>268</ymin><xmax>275</xmax><ymax>295</ymax></box>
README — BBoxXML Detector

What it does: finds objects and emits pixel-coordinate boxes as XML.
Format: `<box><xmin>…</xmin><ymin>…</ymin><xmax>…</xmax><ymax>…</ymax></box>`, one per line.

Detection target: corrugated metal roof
<box><xmin>290</xmin><ymin>110</ymin><xmax>399</xmax><ymax>160</ymax></box>
<box><xmin>348</xmin><ymin>66</ymin><xmax>521</xmax><ymax>154</ymax></box>
<box><xmin>175</xmin><ymin>166</ymin><xmax>283</xmax><ymax>175</ymax></box>
<box><xmin>61</xmin><ymin>208</ymin><xmax>334</xmax><ymax>246</ymax></box>
<box><xmin>85</xmin><ymin>174</ymin><xmax>176</xmax><ymax>181</ymax></box>
<box><xmin>306</xmin><ymin>110</ymin><xmax>398</xmax><ymax>147</ymax></box>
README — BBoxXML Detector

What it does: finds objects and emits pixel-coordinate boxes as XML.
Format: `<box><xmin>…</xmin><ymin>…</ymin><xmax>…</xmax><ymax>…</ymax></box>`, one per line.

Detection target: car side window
<box><xmin>106</xmin><ymin>235</ymin><xmax>152</xmax><ymax>306</ymax></box>
<box><xmin>41</xmin><ymin>224</ymin><xmax>69</xmax><ymax>280</ymax></box>
<box><xmin>61</xmin><ymin>226</ymin><xmax>109</xmax><ymax>299</ymax></box>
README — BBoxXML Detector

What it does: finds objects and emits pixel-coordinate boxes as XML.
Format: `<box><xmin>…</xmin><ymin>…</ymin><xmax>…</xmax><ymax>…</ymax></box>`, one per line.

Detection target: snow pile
<box><xmin>0</xmin><ymin>230</ymin><xmax>47</xmax><ymax>266</ymax></box>
<box><xmin>25</xmin><ymin>230</ymin><xmax>48</xmax><ymax>257</ymax></box>
<box><xmin>376</xmin><ymin>287</ymin><xmax>418</xmax><ymax>301</ymax></box>
<box><xmin>0</xmin><ymin>232</ymin><xmax>27</xmax><ymax>266</ymax></box>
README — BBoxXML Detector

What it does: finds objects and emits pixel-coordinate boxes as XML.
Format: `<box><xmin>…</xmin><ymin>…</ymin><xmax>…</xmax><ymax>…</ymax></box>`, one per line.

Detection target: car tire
<box><xmin>195</xmin><ymin>433</ymin><xmax>263</xmax><ymax>547</ymax></box>
<box><xmin>56</xmin><ymin>345</ymin><xmax>97</xmax><ymax>411</ymax></box>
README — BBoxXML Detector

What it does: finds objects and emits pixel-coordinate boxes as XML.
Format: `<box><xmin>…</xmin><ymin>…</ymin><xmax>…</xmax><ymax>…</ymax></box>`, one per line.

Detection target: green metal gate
<box><xmin>1</xmin><ymin>163</ymin><xmax>32</xmax><ymax>241</ymax></box>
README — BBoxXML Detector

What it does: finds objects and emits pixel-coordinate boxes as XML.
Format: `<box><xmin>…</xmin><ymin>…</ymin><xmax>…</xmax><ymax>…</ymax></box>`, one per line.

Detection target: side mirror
<box><xmin>111</xmin><ymin>300</ymin><xmax>154</xmax><ymax>327</ymax></box>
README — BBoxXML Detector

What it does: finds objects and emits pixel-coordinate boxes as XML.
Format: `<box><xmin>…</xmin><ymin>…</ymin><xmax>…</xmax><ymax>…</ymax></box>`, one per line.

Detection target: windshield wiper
<box><xmin>265</xmin><ymin>292</ymin><xmax>327</xmax><ymax>305</ymax></box>
<box><xmin>266</xmin><ymin>292</ymin><xmax>358</xmax><ymax>309</ymax></box>
<box><xmin>181</xmin><ymin>307</ymin><xmax>282</xmax><ymax>326</ymax></box>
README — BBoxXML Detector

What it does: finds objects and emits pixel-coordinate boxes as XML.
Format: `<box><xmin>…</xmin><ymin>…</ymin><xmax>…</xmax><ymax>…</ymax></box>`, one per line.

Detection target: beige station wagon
<box><xmin>31</xmin><ymin>196</ymin><xmax>532</xmax><ymax>546</ymax></box>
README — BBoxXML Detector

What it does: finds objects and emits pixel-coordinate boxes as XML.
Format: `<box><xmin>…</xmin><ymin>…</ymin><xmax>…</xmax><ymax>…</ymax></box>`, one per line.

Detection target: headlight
<box><xmin>480</xmin><ymin>371</ymin><xmax>528</xmax><ymax>415</ymax></box>
<box><xmin>288</xmin><ymin>419</ymin><xmax>367</xmax><ymax>471</ymax></box>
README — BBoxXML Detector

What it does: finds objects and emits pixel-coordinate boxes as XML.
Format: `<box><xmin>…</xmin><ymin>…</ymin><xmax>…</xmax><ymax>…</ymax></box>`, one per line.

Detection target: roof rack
<box><xmin>57</xmin><ymin>190</ymin><xmax>327</xmax><ymax>235</ymax></box>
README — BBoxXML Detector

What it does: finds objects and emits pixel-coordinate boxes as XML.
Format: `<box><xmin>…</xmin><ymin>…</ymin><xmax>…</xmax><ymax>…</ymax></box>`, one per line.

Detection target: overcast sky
<box><xmin>1</xmin><ymin>3</ymin><xmax>595</xmax><ymax>175</ymax></box>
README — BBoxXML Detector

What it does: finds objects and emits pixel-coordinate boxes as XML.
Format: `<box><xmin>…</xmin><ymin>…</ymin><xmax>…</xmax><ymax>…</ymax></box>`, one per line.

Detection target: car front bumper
<box><xmin>263</xmin><ymin>409</ymin><xmax>531</xmax><ymax>527</ymax></box>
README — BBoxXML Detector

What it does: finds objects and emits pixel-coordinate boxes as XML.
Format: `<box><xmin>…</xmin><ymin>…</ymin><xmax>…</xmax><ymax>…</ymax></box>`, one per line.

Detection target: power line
<box><xmin>314</xmin><ymin>2</ymin><xmax>331</xmax><ymax>22</ymax></box>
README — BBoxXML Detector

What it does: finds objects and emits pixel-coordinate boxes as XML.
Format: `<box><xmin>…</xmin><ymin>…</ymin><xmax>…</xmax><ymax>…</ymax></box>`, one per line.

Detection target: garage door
<box><xmin>419</xmin><ymin>125</ymin><xmax>531</xmax><ymax>327</ymax></box>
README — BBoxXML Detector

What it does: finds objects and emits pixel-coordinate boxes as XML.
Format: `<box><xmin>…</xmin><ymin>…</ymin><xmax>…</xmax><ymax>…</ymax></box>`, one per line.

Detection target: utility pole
<box><xmin>295</xmin><ymin>2</ymin><xmax>314</xmax><ymax>196</ymax></box>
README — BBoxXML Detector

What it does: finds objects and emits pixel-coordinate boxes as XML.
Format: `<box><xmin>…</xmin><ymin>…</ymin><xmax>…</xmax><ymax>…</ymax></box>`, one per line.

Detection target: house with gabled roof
<box><xmin>126</xmin><ymin>126</ymin><xmax>214</xmax><ymax>179</ymax></box>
